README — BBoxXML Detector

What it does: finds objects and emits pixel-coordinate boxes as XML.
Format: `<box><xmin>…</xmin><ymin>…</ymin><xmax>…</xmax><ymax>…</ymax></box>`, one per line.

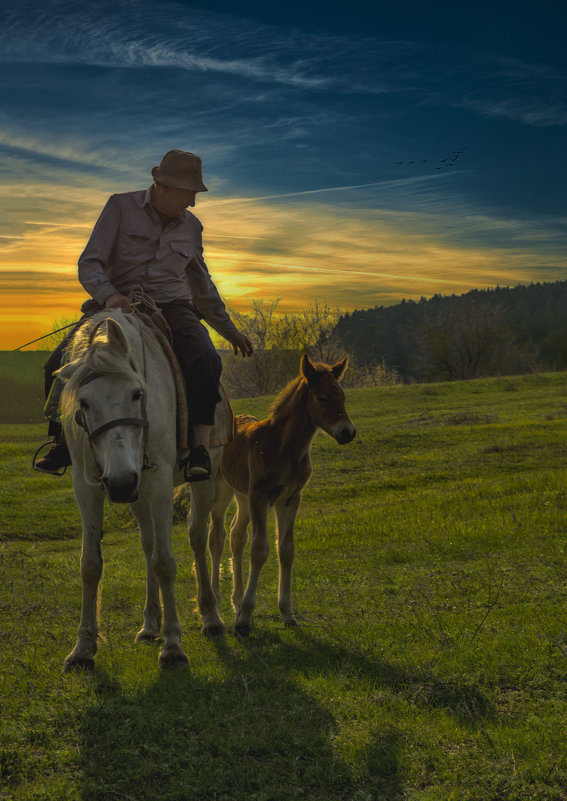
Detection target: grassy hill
<box><xmin>1</xmin><ymin>372</ymin><xmax>567</xmax><ymax>799</ymax></box>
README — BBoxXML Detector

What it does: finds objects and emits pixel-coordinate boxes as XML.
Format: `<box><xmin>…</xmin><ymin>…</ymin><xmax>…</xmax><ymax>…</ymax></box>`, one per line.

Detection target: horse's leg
<box><xmin>64</xmin><ymin>475</ymin><xmax>104</xmax><ymax>671</ymax></box>
<box><xmin>274</xmin><ymin>492</ymin><xmax>301</xmax><ymax>626</ymax></box>
<box><xmin>208</xmin><ymin>472</ymin><xmax>234</xmax><ymax>604</ymax></box>
<box><xmin>188</xmin><ymin>446</ymin><xmax>226</xmax><ymax>635</ymax></box>
<box><xmin>235</xmin><ymin>491</ymin><xmax>269</xmax><ymax>636</ymax></box>
<box><xmin>131</xmin><ymin>480</ymin><xmax>188</xmax><ymax>667</ymax></box>
<box><xmin>230</xmin><ymin>492</ymin><xmax>251</xmax><ymax>612</ymax></box>
<box><xmin>135</xmin><ymin>514</ymin><xmax>162</xmax><ymax>643</ymax></box>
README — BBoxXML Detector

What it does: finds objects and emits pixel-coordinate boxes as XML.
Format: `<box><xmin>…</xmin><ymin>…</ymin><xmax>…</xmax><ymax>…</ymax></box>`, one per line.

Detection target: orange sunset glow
<box><xmin>3</xmin><ymin>192</ymin><xmax>567</xmax><ymax>351</ymax></box>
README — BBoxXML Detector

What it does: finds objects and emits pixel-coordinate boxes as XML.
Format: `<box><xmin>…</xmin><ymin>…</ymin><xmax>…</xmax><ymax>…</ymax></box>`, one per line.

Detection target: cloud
<box><xmin>3</xmin><ymin>1</ymin><xmax>566</xmax><ymax>129</ymax></box>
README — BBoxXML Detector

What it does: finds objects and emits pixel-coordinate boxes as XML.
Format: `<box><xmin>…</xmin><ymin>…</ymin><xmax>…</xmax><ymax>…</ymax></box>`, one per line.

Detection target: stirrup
<box><xmin>181</xmin><ymin>445</ymin><xmax>211</xmax><ymax>483</ymax></box>
<box><xmin>32</xmin><ymin>441</ymin><xmax>69</xmax><ymax>477</ymax></box>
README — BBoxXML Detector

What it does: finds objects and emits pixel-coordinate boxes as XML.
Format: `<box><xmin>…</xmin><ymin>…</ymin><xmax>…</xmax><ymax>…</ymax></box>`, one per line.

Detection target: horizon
<box><xmin>2</xmin><ymin>0</ymin><xmax>566</xmax><ymax>350</ymax></box>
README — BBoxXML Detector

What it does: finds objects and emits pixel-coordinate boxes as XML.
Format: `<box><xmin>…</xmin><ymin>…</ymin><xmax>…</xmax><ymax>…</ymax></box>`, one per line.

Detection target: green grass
<box><xmin>2</xmin><ymin>372</ymin><xmax>567</xmax><ymax>799</ymax></box>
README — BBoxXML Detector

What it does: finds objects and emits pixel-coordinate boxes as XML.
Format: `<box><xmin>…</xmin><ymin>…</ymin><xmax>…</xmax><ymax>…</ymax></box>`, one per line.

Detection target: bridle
<box><xmin>74</xmin><ymin>371</ymin><xmax>151</xmax><ymax>473</ymax></box>
<box><xmin>74</xmin><ymin>372</ymin><xmax>145</xmax><ymax>444</ymax></box>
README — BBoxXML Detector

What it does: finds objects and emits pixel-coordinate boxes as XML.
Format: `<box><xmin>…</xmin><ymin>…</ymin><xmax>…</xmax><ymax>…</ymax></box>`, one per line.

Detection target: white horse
<box><xmin>58</xmin><ymin>311</ymin><xmax>225</xmax><ymax>670</ymax></box>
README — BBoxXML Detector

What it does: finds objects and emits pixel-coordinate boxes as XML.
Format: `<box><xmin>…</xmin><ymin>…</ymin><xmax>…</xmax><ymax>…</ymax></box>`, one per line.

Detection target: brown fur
<box><xmin>209</xmin><ymin>355</ymin><xmax>356</xmax><ymax>634</ymax></box>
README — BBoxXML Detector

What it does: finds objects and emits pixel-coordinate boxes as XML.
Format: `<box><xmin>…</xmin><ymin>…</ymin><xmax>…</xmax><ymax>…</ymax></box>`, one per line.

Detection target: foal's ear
<box><xmin>301</xmin><ymin>354</ymin><xmax>318</xmax><ymax>382</ymax></box>
<box><xmin>106</xmin><ymin>317</ymin><xmax>129</xmax><ymax>355</ymax></box>
<box><xmin>331</xmin><ymin>356</ymin><xmax>348</xmax><ymax>381</ymax></box>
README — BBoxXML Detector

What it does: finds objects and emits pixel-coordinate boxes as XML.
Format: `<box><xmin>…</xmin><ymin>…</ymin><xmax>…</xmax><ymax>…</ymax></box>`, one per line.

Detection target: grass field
<box><xmin>2</xmin><ymin>372</ymin><xmax>567</xmax><ymax>799</ymax></box>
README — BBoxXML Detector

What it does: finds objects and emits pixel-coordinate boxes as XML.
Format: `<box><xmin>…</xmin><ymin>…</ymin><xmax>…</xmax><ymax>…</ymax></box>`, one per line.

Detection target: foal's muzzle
<box><xmin>335</xmin><ymin>425</ymin><xmax>356</xmax><ymax>445</ymax></box>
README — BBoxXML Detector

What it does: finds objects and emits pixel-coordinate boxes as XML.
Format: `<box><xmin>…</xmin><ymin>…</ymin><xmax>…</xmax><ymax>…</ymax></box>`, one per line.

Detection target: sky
<box><xmin>1</xmin><ymin>0</ymin><xmax>566</xmax><ymax>349</ymax></box>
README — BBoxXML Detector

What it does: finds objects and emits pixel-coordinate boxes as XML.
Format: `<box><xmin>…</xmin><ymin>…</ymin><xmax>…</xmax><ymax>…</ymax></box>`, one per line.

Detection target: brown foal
<box><xmin>209</xmin><ymin>354</ymin><xmax>356</xmax><ymax>635</ymax></box>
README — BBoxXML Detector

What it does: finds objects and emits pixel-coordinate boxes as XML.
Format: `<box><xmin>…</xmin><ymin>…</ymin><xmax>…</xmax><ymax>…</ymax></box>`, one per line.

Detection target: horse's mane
<box><xmin>59</xmin><ymin>314</ymin><xmax>144</xmax><ymax>420</ymax></box>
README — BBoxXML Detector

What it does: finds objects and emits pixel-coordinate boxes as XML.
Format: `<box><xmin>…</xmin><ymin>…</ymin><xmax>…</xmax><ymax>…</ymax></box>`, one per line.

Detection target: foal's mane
<box><xmin>267</xmin><ymin>376</ymin><xmax>305</xmax><ymax>420</ymax></box>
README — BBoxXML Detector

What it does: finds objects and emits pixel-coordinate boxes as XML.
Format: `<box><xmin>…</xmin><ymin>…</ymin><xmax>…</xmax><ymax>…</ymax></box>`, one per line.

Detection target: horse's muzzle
<box><xmin>102</xmin><ymin>472</ymin><xmax>140</xmax><ymax>503</ymax></box>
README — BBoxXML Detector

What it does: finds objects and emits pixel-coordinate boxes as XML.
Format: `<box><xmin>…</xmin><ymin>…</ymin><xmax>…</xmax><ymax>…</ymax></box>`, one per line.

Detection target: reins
<box><xmin>13</xmin><ymin>321</ymin><xmax>80</xmax><ymax>351</ymax></box>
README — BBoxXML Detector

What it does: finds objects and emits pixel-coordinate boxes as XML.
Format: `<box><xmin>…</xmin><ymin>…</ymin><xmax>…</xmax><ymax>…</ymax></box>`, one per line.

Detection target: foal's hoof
<box><xmin>203</xmin><ymin>623</ymin><xmax>226</xmax><ymax>637</ymax></box>
<box><xmin>63</xmin><ymin>656</ymin><xmax>95</xmax><ymax>673</ymax></box>
<box><xmin>284</xmin><ymin>617</ymin><xmax>298</xmax><ymax>627</ymax></box>
<box><xmin>159</xmin><ymin>650</ymin><xmax>189</xmax><ymax>669</ymax></box>
<box><xmin>235</xmin><ymin>622</ymin><xmax>250</xmax><ymax>638</ymax></box>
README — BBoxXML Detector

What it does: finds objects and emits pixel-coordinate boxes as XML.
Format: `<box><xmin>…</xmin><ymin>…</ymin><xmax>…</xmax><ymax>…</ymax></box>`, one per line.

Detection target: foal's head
<box><xmin>301</xmin><ymin>355</ymin><xmax>356</xmax><ymax>444</ymax></box>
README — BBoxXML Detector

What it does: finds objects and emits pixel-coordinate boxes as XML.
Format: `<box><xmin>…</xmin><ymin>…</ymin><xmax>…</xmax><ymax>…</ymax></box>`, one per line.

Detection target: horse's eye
<box><xmin>132</xmin><ymin>389</ymin><xmax>144</xmax><ymax>402</ymax></box>
<box><xmin>79</xmin><ymin>399</ymin><xmax>89</xmax><ymax>410</ymax></box>
<box><xmin>317</xmin><ymin>395</ymin><xmax>327</xmax><ymax>404</ymax></box>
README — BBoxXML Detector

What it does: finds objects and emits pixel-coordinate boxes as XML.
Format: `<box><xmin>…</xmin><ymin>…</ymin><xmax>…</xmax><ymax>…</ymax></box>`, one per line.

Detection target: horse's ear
<box><xmin>54</xmin><ymin>359</ymin><xmax>80</xmax><ymax>383</ymax></box>
<box><xmin>301</xmin><ymin>354</ymin><xmax>318</xmax><ymax>383</ymax></box>
<box><xmin>331</xmin><ymin>356</ymin><xmax>348</xmax><ymax>381</ymax></box>
<box><xmin>106</xmin><ymin>317</ymin><xmax>129</xmax><ymax>355</ymax></box>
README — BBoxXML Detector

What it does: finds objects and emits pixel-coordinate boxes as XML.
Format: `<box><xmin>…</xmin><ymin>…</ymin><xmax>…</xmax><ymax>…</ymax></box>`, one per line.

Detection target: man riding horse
<box><xmin>34</xmin><ymin>150</ymin><xmax>253</xmax><ymax>480</ymax></box>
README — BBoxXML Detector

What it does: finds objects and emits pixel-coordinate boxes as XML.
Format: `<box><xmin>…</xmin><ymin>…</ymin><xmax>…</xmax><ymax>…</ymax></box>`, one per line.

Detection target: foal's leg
<box><xmin>64</xmin><ymin>475</ymin><xmax>104</xmax><ymax>671</ymax></box>
<box><xmin>131</xmin><ymin>480</ymin><xmax>188</xmax><ymax>667</ymax></box>
<box><xmin>188</xmin><ymin>446</ymin><xmax>226</xmax><ymax>635</ymax></box>
<box><xmin>235</xmin><ymin>490</ymin><xmax>269</xmax><ymax>636</ymax></box>
<box><xmin>274</xmin><ymin>491</ymin><xmax>301</xmax><ymax>626</ymax></box>
<box><xmin>208</xmin><ymin>473</ymin><xmax>234</xmax><ymax>604</ymax></box>
<box><xmin>230</xmin><ymin>492</ymin><xmax>251</xmax><ymax>612</ymax></box>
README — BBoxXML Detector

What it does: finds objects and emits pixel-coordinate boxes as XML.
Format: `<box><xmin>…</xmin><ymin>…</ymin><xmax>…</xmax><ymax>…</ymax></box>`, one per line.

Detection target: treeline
<box><xmin>220</xmin><ymin>299</ymin><xmax>399</xmax><ymax>398</ymax></box>
<box><xmin>334</xmin><ymin>281</ymin><xmax>567</xmax><ymax>382</ymax></box>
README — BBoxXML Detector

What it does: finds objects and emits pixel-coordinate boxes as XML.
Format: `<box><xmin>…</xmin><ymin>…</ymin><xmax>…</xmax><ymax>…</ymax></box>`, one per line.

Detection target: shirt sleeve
<box><xmin>78</xmin><ymin>195</ymin><xmax>122</xmax><ymax>305</ymax></box>
<box><xmin>185</xmin><ymin>239</ymin><xmax>239</xmax><ymax>341</ymax></box>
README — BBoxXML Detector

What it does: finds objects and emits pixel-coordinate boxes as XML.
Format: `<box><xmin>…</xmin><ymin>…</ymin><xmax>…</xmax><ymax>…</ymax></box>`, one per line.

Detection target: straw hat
<box><xmin>151</xmin><ymin>150</ymin><xmax>208</xmax><ymax>192</ymax></box>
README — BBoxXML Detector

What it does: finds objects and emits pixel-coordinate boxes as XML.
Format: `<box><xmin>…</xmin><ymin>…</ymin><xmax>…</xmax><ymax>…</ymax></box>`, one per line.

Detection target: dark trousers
<box><xmin>44</xmin><ymin>299</ymin><xmax>222</xmax><ymax>435</ymax></box>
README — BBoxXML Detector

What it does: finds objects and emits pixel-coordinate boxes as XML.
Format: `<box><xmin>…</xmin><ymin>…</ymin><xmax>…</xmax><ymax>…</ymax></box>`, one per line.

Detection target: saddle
<box><xmin>127</xmin><ymin>291</ymin><xmax>233</xmax><ymax>450</ymax></box>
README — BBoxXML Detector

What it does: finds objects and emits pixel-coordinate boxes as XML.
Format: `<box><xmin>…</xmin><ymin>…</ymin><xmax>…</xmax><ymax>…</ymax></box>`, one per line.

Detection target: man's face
<box><xmin>152</xmin><ymin>182</ymin><xmax>197</xmax><ymax>217</ymax></box>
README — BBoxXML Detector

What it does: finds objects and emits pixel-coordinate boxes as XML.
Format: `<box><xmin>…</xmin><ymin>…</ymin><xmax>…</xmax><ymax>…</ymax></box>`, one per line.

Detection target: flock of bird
<box><xmin>394</xmin><ymin>148</ymin><xmax>468</xmax><ymax>170</ymax></box>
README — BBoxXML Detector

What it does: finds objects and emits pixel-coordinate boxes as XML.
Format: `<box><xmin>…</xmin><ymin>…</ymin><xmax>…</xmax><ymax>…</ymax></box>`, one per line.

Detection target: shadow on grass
<box><xmin>78</xmin><ymin>630</ymin><xmax>407</xmax><ymax>801</ymax></box>
<box><xmin>77</xmin><ymin>625</ymin><xmax>494</xmax><ymax>800</ymax></box>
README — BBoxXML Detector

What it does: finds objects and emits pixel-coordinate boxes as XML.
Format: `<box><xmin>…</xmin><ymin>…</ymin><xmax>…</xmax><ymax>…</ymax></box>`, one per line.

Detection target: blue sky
<box><xmin>1</xmin><ymin>0</ymin><xmax>566</xmax><ymax>347</ymax></box>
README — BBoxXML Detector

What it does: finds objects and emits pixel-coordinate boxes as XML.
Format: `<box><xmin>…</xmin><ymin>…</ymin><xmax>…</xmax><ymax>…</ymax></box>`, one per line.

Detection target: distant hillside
<box><xmin>0</xmin><ymin>351</ymin><xmax>47</xmax><ymax>423</ymax></box>
<box><xmin>334</xmin><ymin>281</ymin><xmax>567</xmax><ymax>382</ymax></box>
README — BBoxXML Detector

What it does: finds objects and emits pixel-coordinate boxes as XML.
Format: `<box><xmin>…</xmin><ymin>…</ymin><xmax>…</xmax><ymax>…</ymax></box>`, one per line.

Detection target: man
<box><xmin>35</xmin><ymin>149</ymin><xmax>253</xmax><ymax>480</ymax></box>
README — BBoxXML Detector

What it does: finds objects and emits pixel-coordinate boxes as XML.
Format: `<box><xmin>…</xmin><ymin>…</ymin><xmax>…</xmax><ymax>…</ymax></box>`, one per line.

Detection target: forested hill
<box><xmin>334</xmin><ymin>280</ymin><xmax>567</xmax><ymax>382</ymax></box>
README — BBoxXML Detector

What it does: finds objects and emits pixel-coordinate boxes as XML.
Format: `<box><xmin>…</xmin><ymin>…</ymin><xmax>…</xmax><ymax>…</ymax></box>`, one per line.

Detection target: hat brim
<box><xmin>151</xmin><ymin>166</ymin><xmax>208</xmax><ymax>192</ymax></box>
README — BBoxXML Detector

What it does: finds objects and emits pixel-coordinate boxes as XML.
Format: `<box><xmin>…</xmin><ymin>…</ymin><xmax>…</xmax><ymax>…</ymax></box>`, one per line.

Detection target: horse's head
<box><xmin>301</xmin><ymin>354</ymin><xmax>356</xmax><ymax>445</ymax></box>
<box><xmin>58</xmin><ymin>317</ymin><xmax>147</xmax><ymax>503</ymax></box>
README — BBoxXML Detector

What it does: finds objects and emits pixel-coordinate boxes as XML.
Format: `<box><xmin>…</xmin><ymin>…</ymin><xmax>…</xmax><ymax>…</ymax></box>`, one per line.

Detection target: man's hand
<box><xmin>229</xmin><ymin>331</ymin><xmax>253</xmax><ymax>357</ymax></box>
<box><xmin>105</xmin><ymin>293</ymin><xmax>132</xmax><ymax>311</ymax></box>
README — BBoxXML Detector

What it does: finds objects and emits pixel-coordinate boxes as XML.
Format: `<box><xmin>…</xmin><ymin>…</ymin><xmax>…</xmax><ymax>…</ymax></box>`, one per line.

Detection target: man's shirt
<box><xmin>78</xmin><ymin>188</ymin><xmax>237</xmax><ymax>339</ymax></box>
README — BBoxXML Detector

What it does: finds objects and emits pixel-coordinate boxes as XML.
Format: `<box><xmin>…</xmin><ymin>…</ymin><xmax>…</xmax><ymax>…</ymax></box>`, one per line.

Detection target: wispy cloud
<box><xmin>3</xmin><ymin>1</ymin><xmax>566</xmax><ymax>128</ymax></box>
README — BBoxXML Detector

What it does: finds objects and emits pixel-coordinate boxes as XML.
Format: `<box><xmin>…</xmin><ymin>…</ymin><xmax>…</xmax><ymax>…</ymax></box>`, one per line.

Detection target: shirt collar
<box><xmin>141</xmin><ymin>185</ymin><xmax>188</xmax><ymax>224</ymax></box>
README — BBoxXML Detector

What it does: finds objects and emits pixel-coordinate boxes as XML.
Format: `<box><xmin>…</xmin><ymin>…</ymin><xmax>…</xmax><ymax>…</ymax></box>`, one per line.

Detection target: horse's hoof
<box><xmin>235</xmin><ymin>623</ymin><xmax>250</xmax><ymax>638</ymax></box>
<box><xmin>284</xmin><ymin>617</ymin><xmax>298</xmax><ymax>627</ymax></box>
<box><xmin>63</xmin><ymin>656</ymin><xmax>95</xmax><ymax>673</ymax></box>
<box><xmin>203</xmin><ymin>624</ymin><xmax>226</xmax><ymax>637</ymax></box>
<box><xmin>159</xmin><ymin>651</ymin><xmax>189</xmax><ymax>669</ymax></box>
<box><xmin>135</xmin><ymin>631</ymin><xmax>160</xmax><ymax>644</ymax></box>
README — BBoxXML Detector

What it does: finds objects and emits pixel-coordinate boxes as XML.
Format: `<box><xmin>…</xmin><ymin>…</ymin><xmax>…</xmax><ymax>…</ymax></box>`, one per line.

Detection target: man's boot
<box><xmin>33</xmin><ymin>438</ymin><xmax>72</xmax><ymax>475</ymax></box>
